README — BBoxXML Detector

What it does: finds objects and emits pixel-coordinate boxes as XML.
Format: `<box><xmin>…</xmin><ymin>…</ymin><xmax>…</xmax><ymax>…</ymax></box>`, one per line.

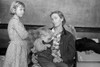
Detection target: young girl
<box><xmin>3</xmin><ymin>1</ymin><xmax>29</xmax><ymax>67</ymax></box>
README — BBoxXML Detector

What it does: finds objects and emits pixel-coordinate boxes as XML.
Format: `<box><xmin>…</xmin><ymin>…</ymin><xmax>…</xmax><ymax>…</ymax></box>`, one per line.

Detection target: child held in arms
<box><xmin>31</xmin><ymin>27</ymin><xmax>53</xmax><ymax>67</ymax></box>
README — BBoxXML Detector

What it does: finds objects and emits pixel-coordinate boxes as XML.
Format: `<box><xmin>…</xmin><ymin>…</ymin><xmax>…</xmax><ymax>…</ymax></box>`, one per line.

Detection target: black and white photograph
<box><xmin>0</xmin><ymin>0</ymin><xmax>100</xmax><ymax>67</ymax></box>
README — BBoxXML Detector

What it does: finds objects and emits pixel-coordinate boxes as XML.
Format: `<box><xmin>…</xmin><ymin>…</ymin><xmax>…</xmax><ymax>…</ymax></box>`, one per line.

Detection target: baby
<box><xmin>31</xmin><ymin>27</ymin><xmax>53</xmax><ymax>52</ymax></box>
<box><xmin>31</xmin><ymin>27</ymin><xmax>53</xmax><ymax>67</ymax></box>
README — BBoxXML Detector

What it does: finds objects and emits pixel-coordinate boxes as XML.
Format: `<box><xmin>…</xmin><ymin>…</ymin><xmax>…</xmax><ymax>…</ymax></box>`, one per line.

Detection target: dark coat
<box><xmin>59</xmin><ymin>28</ymin><xmax>76</xmax><ymax>64</ymax></box>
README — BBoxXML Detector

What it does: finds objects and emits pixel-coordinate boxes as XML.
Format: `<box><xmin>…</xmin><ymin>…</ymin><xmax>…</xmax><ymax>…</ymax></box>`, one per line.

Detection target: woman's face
<box><xmin>51</xmin><ymin>13</ymin><xmax>63</xmax><ymax>27</ymax></box>
<box><xmin>15</xmin><ymin>5</ymin><xmax>25</xmax><ymax>17</ymax></box>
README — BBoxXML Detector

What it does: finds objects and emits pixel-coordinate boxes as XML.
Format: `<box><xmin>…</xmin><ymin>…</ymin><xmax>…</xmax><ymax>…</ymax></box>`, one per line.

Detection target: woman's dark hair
<box><xmin>50</xmin><ymin>11</ymin><xmax>66</xmax><ymax>26</ymax></box>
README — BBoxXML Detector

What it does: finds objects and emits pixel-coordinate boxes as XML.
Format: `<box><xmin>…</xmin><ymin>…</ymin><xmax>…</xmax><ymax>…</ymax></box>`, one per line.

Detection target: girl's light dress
<box><xmin>3</xmin><ymin>15</ymin><xmax>28</xmax><ymax>67</ymax></box>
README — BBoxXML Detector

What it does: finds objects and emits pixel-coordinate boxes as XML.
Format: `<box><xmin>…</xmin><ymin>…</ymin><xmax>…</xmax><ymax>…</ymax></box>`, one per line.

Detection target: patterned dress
<box><xmin>3</xmin><ymin>15</ymin><xmax>28</xmax><ymax>67</ymax></box>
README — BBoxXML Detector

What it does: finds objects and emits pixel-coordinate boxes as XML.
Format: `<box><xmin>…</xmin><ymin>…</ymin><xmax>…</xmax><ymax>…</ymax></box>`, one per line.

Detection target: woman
<box><xmin>37</xmin><ymin>11</ymin><xmax>76</xmax><ymax>67</ymax></box>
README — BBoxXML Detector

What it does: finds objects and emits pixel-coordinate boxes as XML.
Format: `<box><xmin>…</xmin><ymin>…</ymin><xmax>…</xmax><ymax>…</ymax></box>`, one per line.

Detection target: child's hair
<box><xmin>50</xmin><ymin>11</ymin><xmax>66</xmax><ymax>26</ymax></box>
<box><xmin>10</xmin><ymin>1</ymin><xmax>25</xmax><ymax>15</ymax></box>
<box><xmin>28</xmin><ymin>27</ymin><xmax>52</xmax><ymax>43</ymax></box>
<box><xmin>28</xmin><ymin>29</ymin><xmax>40</xmax><ymax>42</ymax></box>
<box><xmin>38</xmin><ymin>27</ymin><xmax>52</xmax><ymax>37</ymax></box>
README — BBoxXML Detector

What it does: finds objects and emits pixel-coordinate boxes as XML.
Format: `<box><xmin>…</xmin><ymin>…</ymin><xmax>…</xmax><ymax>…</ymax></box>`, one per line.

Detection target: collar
<box><xmin>61</xmin><ymin>27</ymin><xmax>67</xmax><ymax>35</ymax></box>
<box><xmin>51</xmin><ymin>26</ymin><xmax>67</xmax><ymax>36</ymax></box>
<box><xmin>13</xmin><ymin>15</ymin><xmax>19</xmax><ymax>21</ymax></box>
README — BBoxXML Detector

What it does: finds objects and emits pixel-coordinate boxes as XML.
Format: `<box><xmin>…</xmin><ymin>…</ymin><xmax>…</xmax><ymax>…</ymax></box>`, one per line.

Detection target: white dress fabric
<box><xmin>3</xmin><ymin>15</ymin><xmax>28</xmax><ymax>67</ymax></box>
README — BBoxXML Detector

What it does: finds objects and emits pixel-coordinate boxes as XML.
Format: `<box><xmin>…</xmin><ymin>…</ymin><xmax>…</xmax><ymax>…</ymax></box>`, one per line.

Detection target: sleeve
<box><xmin>63</xmin><ymin>34</ymin><xmax>76</xmax><ymax>63</ymax></box>
<box><xmin>13</xmin><ymin>20</ymin><xmax>28</xmax><ymax>39</ymax></box>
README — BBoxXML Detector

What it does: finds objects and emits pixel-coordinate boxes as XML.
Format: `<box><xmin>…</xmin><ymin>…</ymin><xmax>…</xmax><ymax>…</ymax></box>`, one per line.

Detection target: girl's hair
<box><xmin>28</xmin><ymin>27</ymin><xmax>52</xmax><ymax>40</ymax></box>
<box><xmin>50</xmin><ymin>11</ymin><xmax>66</xmax><ymax>26</ymax></box>
<box><xmin>10</xmin><ymin>1</ymin><xmax>25</xmax><ymax>15</ymax></box>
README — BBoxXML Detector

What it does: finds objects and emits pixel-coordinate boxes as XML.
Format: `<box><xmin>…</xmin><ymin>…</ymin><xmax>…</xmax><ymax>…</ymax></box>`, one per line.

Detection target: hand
<box><xmin>31</xmin><ymin>47</ymin><xmax>37</xmax><ymax>53</ymax></box>
<box><xmin>45</xmin><ymin>44</ymin><xmax>51</xmax><ymax>48</ymax></box>
<box><xmin>53</xmin><ymin>57</ymin><xmax>63</xmax><ymax>63</ymax></box>
<box><xmin>32</xmin><ymin>64</ymin><xmax>41</xmax><ymax>67</ymax></box>
<box><xmin>37</xmin><ymin>44</ymin><xmax>50</xmax><ymax>51</ymax></box>
<box><xmin>32</xmin><ymin>54</ymin><xmax>38</xmax><ymax>64</ymax></box>
<box><xmin>35</xmin><ymin>45</ymin><xmax>48</xmax><ymax>51</ymax></box>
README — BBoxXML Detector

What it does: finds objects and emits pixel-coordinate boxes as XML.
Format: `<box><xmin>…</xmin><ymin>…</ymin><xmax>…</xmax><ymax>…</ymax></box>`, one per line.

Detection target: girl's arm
<box><xmin>13</xmin><ymin>20</ymin><xmax>28</xmax><ymax>39</ymax></box>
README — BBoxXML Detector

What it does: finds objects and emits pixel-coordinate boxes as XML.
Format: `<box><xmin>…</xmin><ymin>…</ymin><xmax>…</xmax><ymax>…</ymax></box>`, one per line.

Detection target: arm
<box><xmin>13</xmin><ymin>20</ymin><xmax>28</xmax><ymax>39</ymax></box>
<box><xmin>34</xmin><ymin>39</ymin><xmax>47</xmax><ymax>52</ymax></box>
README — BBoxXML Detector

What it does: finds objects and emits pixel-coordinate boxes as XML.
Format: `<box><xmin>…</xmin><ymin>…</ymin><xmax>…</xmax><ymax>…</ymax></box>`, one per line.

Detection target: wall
<box><xmin>0</xmin><ymin>0</ymin><xmax>100</xmax><ymax>48</ymax></box>
<box><xmin>0</xmin><ymin>0</ymin><xmax>100</xmax><ymax>27</ymax></box>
